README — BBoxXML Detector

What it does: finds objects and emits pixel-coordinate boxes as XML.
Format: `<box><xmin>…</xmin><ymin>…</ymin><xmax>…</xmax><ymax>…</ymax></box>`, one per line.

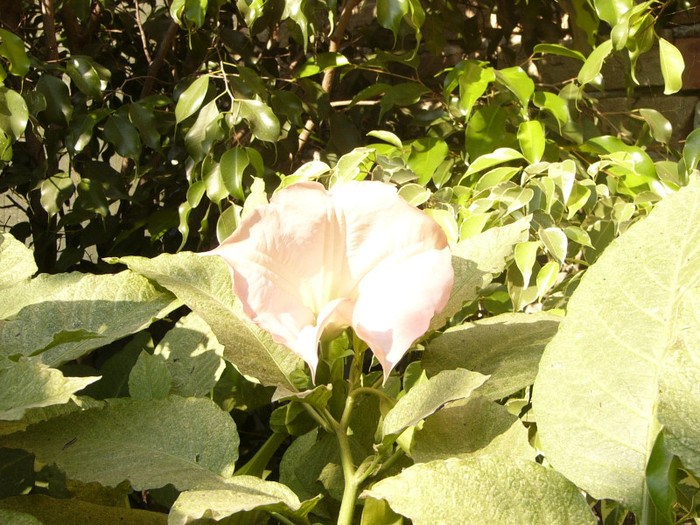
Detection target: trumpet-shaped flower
<box><xmin>207</xmin><ymin>180</ymin><xmax>453</xmax><ymax>381</ymax></box>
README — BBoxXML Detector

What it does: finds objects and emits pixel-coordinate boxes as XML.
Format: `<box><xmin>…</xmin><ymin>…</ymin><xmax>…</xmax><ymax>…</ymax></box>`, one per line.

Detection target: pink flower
<box><xmin>207</xmin><ymin>181</ymin><xmax>453</xmax><ymax>382</ymax></box>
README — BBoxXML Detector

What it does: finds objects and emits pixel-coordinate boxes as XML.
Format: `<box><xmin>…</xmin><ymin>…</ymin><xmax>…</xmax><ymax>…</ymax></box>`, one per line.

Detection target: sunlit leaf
<box><xmin>0</xmin><ymin>358</ymin><xmax>99</xmax><ymax>420</ymax></box>
<box><xmin>533</xmin><ymin>180</ymin><xmax>700</xmax><ymax>512</ymax></box>
<box><xmin>112</xmin><ymin>253</ymin><xmax>303</xmax><ymax>390</ymax></box>
<box><xmin>0</xmin><ymin>397</ymin><xmax>239</xmax><ymax>490</ymax></box>
<box><xmin>0</xmin><ymin>233</ymin><xmax>36</xmax><ymax>290</ymax></box>
<box><xmin>411</xmin><ymin>396</ymin><xmax>534</xmax><ymax>463</ymax></box>
<box><xmin>0</xmin><ymin>87</ymin><xmax>27</xmax><ymax>139</ymax></box>
<box><xmin>363</xmin><ymin>456</ymin><xmax>596</xmax><ymax>524</ymax></box>
<box><xmin>430</xmin><ymin>217</ymin><xmax>530</xmax><ymax>330</ymax></box>
<box><xmin>517</xmin><ymin>120</ymin><xmax>545</xmax><ymax>164</ymax></box>
<box><xmin>237</xmin><ymin>99</ymin><xmax>280</xmax><ymax>142</ymax></box>
<box><xmin>425</xmin><ymin>312</ymin><xmax>560</xmax><ymax>400</ymax></box>
<box><xmin>578</xmin><ymin>40</ymin><xmax>613</xmax><ymax>85</ymax></box>
<box><xmin>0</xmin><ymin>271</ymin><xmax>180</xmax><ymax>366</ymax></box>
<box><xmin>382</xmin><ymin>369</ymin><xmax>488</xmax><ymax>438</ymax></box>
<box><xmin>658</xmin><ymin>38</ymin><xmax>684</xmax><ymax>95</ymax></box>
<box><xmin>176</xmin><ymin>75</ymin><xmax>209</xmax><ymax>123</ymax></box>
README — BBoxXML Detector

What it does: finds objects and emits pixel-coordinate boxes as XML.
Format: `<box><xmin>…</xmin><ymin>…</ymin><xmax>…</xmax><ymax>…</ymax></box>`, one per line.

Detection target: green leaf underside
<box><xmin>111</xmin><ymin>253</ymin><xmax>303</xmax><ymax>391</ymax></box>
<box><xmin>0</xmin><ymin>271</ymin><xmax>180</xmax><ymax>366</ymax></box>
<box><xmin>382</xmin><ymin>369</ymin><xmax>488</xmax><ymax>438</ymax></box>
<box><xmin>411</xmin><ymin>395</ymin><xmax>534</xmax><ymax>463</ymax></box>
<box><xmin>533</xmin><ymin>179</ymin><xmax>700</xmax><ymax>512</ymax></box>
<box><xmin>363</xmin><ymin>456</ymin><xmax>596</xmax><ymax>525</ymax></box>
<box><xmin>424</xmin><ymin>312</ymin><xmax>561</xmax><ymax>400</ymax></box>
<box><xmin>169</xmin><ymin>477</ymin><xmax>308</xmax><ymax>525</ymax></box>
<box><xmin>0</xmin><ymin>396</ymin><xmax>239</xmax><ymax>491</ymax></box>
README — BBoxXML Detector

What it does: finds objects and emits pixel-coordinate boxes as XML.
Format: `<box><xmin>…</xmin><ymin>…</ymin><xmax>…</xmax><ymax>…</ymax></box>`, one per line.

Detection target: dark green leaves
<box><xmin>0</xmin><ymin>30</ymin><xmax>29</xmax><ymax>77</ymax></box>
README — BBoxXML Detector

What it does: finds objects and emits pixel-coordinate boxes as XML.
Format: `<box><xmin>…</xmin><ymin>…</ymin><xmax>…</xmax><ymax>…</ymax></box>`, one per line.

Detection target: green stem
<box><xmin>352</xmin><ymin>386</ymin><xmax>397</xmax><ymax>407</ymax></box>
<box><xmin>321</xmin><ymin>390</ymin><xmax>361</xmax><ymax>525</ymax></box>
<box><xmin>234</xmin><ymin>431</ymin><xmax>287</xmax><ymax>477</ymax></box>
<box><xmin>334</xmin><ymin>422</ymin><xmax>360</xmax><ymax>525</ymax></box>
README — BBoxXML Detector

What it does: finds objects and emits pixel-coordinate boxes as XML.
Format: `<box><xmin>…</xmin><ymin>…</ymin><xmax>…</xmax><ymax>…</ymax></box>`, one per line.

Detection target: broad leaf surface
<box><xmin>429</xmin><ymin>217</ymin><xmax>530</xmax><ymax>330</ymax></box>
<box><xmin>0</xmin><ymin>396</ymin><xmax>239</xmax><ymax>491</ymax></box>
<box><xmin>112</xmin><ymin>253</ymin><xmax>303</xmax><ymax>391</ymax></box>
<box><xmin>0</xmin><ymin>494</ymin><xmax>167</xmax><ymax>525</ymax></box>
<box><xmin>0</xmin><ymin>233</ymin><xmax>36</xmax><ymax>289</ymax></box>
<box><xmin>0</xmin><ymin>271</ymin><xmax>180</xmax><ymax>366</ymax></box>
<box><xmin>425</xmin><ymin>312</ymin><xmax>559</xmax><ymax>400</ymax></box>
<box><xmin>169</xmin><ymin>477</ymin><xmax>311</xmax><ymax>525</ymax></box>
<box><xmin>153</xmin><ymin>312</ymin><xmax>225</xmax><ymax>398</ymax></box>
<box><xmin>128</xmin><ymin>351</ymin><xmax>172</xmax><ymax>400</ymax></box>
<box><xmin>0</xmin><ymin>358</ymin><xmax>99</xmax><ymax>420</ymax></box>
<box><xmin>411</xmin><ymin>395</ymin><xmax>534</xmax><ymax>463</ymax></box>
<box><xmin>363</xmin><ymin>456</ymin><xmax>596</xmax><ymax>524</ymax></box>
<box><xmin>381</xmin><ymin>369</ymin><xmax>488</xmax><ymax>438</ymax></box>
<box><xmin>533</xmin><ymin>179</ymin><xmax>700</xmax><ymax>512</ymax></box>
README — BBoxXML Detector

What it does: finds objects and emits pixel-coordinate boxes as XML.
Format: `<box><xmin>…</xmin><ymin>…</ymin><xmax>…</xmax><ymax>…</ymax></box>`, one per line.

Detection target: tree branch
<box><xmin>40</xmin><ymin>0</ymin><xmax>60</xmax><ymax>63</ymax></box>
<box><xmin>140</xmin><ymin>20</ymin><xmax>179</xmax><ymax>98</ymax></box>
<box><xmin>296</xmin><ymin>0</ymin><xmax>363</xmax><ymax>157</ymax></box>
<box><xmin>134</xmin><ymin>0</ymin><xmax>152</xmax><ymax>64</ymax></box>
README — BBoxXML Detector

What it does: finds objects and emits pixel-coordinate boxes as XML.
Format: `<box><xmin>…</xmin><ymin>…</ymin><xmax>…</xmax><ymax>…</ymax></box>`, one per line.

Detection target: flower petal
<box><xmin>206</xmin><ymin>182</ymin><xmax>354</xmax><ymax>373</ymax></box>
<box><xmin>330</xmin><ymin>181</ymin><xmax>453</xmax><ymax>380</ymax></box>
<box><xmin>353</xmin><ymin>246</ymin><xmax>453</xmax><ymax>382</ymax></box>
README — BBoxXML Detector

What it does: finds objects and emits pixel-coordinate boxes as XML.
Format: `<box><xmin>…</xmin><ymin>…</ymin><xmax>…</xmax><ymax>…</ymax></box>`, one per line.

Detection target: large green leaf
<box><xmin>153</xmin><ymin>312</ymin><xmax>225</xmax><ymax>398</ymax></box>
<box><xmin>111</xmin><ymin>253</ymin><xmax>303</xmax><ymax>391</ymax></box>
<box><xmin>0</xmin><ymin>495</ymin><xmax>167</xmax><ymax>525</ymax></box>
<box><xmin>0</xmin><ymin>232</ymin><xmax>36</xmax><ymax>289</ymax></box>
<box><xmin>429</xmin><ymin>217</ymin><xmax>530</xmax><ymax>330</ymax></box>
<box><xmin>0</xmin><ymin>397</ymin><xmax>239</xmax><ymax>491</ymax></box>
<box><xmin>128</xmin><ymin>351</ymin><xmax>172</xmax><ymax>400</ymax></box>
<box><xmin>411</xmin><ymin>395</ymin><xmax>534</xmax><ymax>463</ymax></box>
<box><xmin>0</xmin><ymin>271</ymin><xmax>178</xmax><ymax>365</ymax></box>
<box><xmin>593</xmin><ymin>0</ymin><xmax>633</xmax><ymax>26</ymax></box>
<box><xmin>362</xmin><ymin>456</ymin><xmax>596</xmax><ymax>524</ymax></box>
<box><xmin>0</xmin><ymin>358</ymin><xmax>99</xmax><ymax>420</ymax></box>
<box><xmin>533</xmin><ymin>179</ymin><xmax>700</xmax><ymax>512</ymax></box>
<box><xmin>425</xmin><ymin>312</ymin><xmax>560</xmax><ymax>400</ymax></box>
<box><xmin>382</xmin><ymin>369</ymin><xmax>488</xmax><ymax>438</ymax></box>
<box><xmin>0</xmin><ymin>271</ymin><xmax>180</xmax><ymax>366</ymax></box>
<box><xmin>169</xmin><ymin>477</ymin><xmax>314</xmax><ymax>525</ymax></box>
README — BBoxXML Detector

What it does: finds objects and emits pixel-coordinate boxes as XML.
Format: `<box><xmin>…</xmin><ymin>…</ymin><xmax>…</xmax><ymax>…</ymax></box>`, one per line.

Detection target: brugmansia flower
<box><xmin>207</xmin><ymin>181</ymin><xmax>453</xmax><ymax>381</ymax></box>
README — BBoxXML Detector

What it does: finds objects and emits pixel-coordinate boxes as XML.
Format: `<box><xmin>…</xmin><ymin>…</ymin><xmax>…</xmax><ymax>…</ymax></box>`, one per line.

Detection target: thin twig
<box><xmin>140</xmin><ymin>20</ymin><xmax>179</xmax><ymax>98</ymax></box>
<box><xmin>134</xmin><ymin>0</ymin><xmax>152</xmax><ymax>63</ymax></box>
<box><xmin>296</xmin><ymin>0</ymin><xmax>363</xmax><ymax>157</ymax></box>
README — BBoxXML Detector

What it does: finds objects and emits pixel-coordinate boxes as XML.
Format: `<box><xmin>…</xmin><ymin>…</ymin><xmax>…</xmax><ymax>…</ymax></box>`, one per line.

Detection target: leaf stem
<box><xmin>351</xmin><ymin>386</ymin><xmax>397</xmax><ymax>407</ymax></box>
<box><xmin>233</xmin><ymin>431</ymin><xmax>287</xmax><ymax>477</ymax></box>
